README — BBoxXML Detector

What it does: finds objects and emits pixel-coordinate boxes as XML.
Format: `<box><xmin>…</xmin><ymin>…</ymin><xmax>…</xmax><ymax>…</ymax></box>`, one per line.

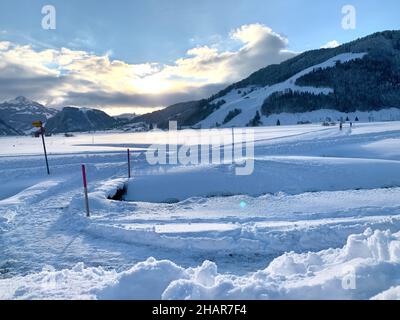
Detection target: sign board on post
<box><xmin>32</xmin><ymin>121</ymin><xmax>43</xmax><ymax>128</ymax></box>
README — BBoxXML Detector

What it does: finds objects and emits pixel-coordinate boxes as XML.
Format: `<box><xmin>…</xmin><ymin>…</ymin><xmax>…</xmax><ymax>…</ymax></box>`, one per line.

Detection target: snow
<box><xmin>98</xmin><ymin>257</ymin><xmax>188</xmax><ymax>300</ymax></box>
<box><xmin>258</xmin><ymin>108</ymin><xmax>400</xmax><ymax>126</ymax></box>
<box><xmin>198</xmin><ymin>52</ymin><xmax>369</xmax><ymax>128</ymax></box>
<box><xmin>6</xmin><ymin>96</ymin><xmax>35</xmax><ymax>106</ymax></box>
<box><xmin>1</xmin><ymin>121</ymin><xmax>400</xmax><ymax>299</ymax></box>
<box><xmin>2</xmin><ymin>229</ymin><xmax>400</xmax><ymax>300</ymax></box>
<box><xmin>372</xmin><ymin>286</ymin><xmax>400</xmax><ymax>300</ymax></box>
<box><xmin>124</xmin><ymin>156</ymin><xmax>400</xmax><ymax>202</ymax></box>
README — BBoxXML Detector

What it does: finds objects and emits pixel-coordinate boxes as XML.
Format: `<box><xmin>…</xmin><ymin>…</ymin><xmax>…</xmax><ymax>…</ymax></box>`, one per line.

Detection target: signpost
<box><xmin>32</xmin><ymin>121</ymin><xmax>50</xmax><ymax>175</ymax></box>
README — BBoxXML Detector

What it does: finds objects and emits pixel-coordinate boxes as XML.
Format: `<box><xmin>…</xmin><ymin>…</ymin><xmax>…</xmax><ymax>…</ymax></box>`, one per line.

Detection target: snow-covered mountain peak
<box><xmin>7</xmin><ymin>96</ymin><xmax>36</xmax><ymax>106</ymax></box>
<box><xmin>0</xmin><ymin>97</ymin><xmax>59</xmax><ymax>134</ymax></box>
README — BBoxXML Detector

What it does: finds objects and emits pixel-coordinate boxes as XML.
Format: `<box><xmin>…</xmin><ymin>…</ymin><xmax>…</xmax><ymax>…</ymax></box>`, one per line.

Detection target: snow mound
<box><xmin>163</xmin><ymin>228</ymin><xmax>400</xmax><ymax>300</ymax></box>
<box><xmin>68</xmin><ymin>178</ymin><xmax>127</xmax><ymax>214</ymax></box>
<box><xmin>93</xmin><ymin>259</ymin><xmax>222</xmax><ymax>300</ymax></box>
<box><xmin>2</xmin><ymin>228</ymin><xmax>400</xmax><ymax>300</ymax></box>
<box><xmin>97</xmin><ymin>257</ymin><xmax>187</xmax><ymax>300</ymax></box>
<box><xmin>0</xmin><ymin>263</ymin><xmax>115</xmax><ymax>300</ymax></box>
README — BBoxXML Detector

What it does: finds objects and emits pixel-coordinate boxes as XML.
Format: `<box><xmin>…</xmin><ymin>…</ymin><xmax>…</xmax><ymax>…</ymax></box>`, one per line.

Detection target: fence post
<box><xmin>127</xmin><ymin>148</ymin><xmax>131</xmax><ymax>178</ymax></box>
<box><xmin>231</xmin><ymin>127</ymin><xmax>235</xmax><ymax>159</ymax></box>
<box><xmin>81</xmin><ymin>164</ymin><xmax>90</xmax><ymax>217</ymax></box>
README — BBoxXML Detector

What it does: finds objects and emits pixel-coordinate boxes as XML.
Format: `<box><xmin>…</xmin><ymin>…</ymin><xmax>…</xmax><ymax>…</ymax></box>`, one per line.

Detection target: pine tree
<box><xmin>247</xmin><ymin>111</ymin><xmax>262</xmax><ymax>127</ymax></box>
<box><xmin>276</xmin><ymin>119</ymin><xmax>281</xmax><ymax>126</ymax></box>
<box><xmin>255</xmin><ymin>111</ymin><xmax>261</xmax><ymax>123</ymax></box>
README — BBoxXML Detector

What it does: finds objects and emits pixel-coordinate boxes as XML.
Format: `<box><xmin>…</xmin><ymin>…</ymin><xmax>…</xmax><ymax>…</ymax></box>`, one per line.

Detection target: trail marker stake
<box><xmin>127</xmin><ymin>148</ymin><xmax>131</xmax><ymax>178</ymax></box>
<box><xmin>81</xmin><ymin>164</ymin><xmax>90</xmax><ymax>217</ymax></box>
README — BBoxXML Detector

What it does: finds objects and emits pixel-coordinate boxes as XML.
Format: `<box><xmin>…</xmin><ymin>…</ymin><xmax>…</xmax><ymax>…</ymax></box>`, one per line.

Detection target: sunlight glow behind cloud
<box><xmin>0</xmin><ymin>24</ymin><xmax>296</xmax><ymax>115</ymax></box>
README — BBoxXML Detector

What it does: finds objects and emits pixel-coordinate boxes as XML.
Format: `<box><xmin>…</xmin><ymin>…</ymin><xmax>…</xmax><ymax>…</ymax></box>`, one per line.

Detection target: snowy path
<box><xmin>0</xmin><ymin>153</ymin><xmax>271</xmax><ymax>277</ymax></box>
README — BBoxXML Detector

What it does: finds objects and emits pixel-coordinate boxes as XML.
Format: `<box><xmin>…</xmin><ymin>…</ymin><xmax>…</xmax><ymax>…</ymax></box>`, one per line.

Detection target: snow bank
<box><xmin>67</xmin><ymin>178</ymin><xmax>128</xmax><ymax>214</ymax></box>
<box><xmin>2</xmin><ymin>229</ymin><xmax>400</xmax><ymax>300</ymax></box>
<box><xmin>0</xmin><ymin>179</ymin><xmax>63</xmax><ymax>206</ymax></box>
<box><xmin>0</xmin><ymin>263</ymin><xmax>115</xmax><ymax>300</ymax></box>
<box><xmin>163</xmin><ymin>228</ymin><xmax>400</xmax><ymax>300</ymax></box>
<box><xmin>97</xmin><ymin>258</ymin><xmax>188</xmax><ymax>299</ymax></box>
<box><xmin>124</xmin><ymin>157</ymin><xmax>400</xmax><ymax>203</ymax></box>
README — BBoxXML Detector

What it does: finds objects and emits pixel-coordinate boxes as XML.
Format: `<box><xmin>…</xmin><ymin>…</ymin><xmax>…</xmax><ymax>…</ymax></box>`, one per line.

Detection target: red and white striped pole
<box><xmin>127</xmin><ymin>148</ymin><xmax>131</xmax><ymax>178</ymax></box>
<box><xmin>81</xmin><ymin>164</ymin><xmax>90</xmax><ymax>217</ymax></box>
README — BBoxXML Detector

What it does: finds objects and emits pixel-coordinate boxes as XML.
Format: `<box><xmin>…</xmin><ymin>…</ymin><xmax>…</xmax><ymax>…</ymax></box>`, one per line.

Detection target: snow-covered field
<box><xmin>1</xmin><ymin>121</ymin><xmax>400</xmax><ymax>299</ymax></box>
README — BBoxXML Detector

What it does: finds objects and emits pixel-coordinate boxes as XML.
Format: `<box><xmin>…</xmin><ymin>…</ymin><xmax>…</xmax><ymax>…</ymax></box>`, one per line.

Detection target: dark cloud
<box><xmin>0</xmin><ymin>65</ymin><xmax>63</xmax><ymax>101</ymax></box>
<box><xmin>62</xmin><ymin>83</ymin><xmax>227</xmax><ymax>109</ymax></box>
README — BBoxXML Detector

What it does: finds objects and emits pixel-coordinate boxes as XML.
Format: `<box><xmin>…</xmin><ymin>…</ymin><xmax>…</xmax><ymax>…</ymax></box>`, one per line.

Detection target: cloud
<box><xmin>0</xmin><ymin>41</ymin><xmax>10</xmax><ymax>50</ymax></box>
<box><xmin>321</xmin><ymin>40</ymin><xmax>341</xmax><ymax>49</ymax></box>
<box><xmin>160</xmin><ymin>24</ymin><xmax>296</xmax><ymax>85</ymax></box>
<box><xmin>0</xmin><ymin>24</ymin><xmax>297</xmax><ymax>114</ymax></box>
<box><xmin>63</xmin><ymin>83</ymin><xmax>226</xmax><ymax>108</ymax></box>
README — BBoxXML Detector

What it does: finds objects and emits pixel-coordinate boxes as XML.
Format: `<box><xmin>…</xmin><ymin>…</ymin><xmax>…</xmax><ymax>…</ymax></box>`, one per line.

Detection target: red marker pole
<box><xmin>81</xmin><ymin>164</ymin><xmax>90</xmax><ymax>217</ymax></box>
<box><xmin>127</xmin><ymin>148</ymin><xmax>131</xmax><ymax>178</ymax></box>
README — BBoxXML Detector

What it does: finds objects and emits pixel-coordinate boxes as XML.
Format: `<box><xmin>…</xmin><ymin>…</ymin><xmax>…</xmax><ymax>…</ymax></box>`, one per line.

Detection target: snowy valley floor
<box><xmin>1</xmin><ymin>122</ymin><xmax>400</xmax><ymax>299</ymax></box>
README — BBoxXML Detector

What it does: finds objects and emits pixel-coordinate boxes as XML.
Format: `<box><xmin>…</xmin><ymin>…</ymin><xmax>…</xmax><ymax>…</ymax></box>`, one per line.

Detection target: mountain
<box><xmin>0</xmin><ymin>117</ymin><xmax>22</xmax><ymax>136</ymax></box>
<box><xmin>114</xmin><ymin>113</ymin><xmax>138</xmax><ymax>120</ymax></box>
<box><xmin>0</xmin><ymin>96</ymin><xmax>58</xmax><ymax>133</ymax></box>
<box><xmin>136</xmin><ymin>30</ymin><xmax>400</xmax><ymax>128</ymax></box>
<box><xmin>45</xmin><ymin>106</ymin><xmax>117</xmax><ymax>133</ymax></box>
<box><xmin>113</xmin><ymin>112</ymin><xmax>143</xmax><ymax>130</ymax></box>
<box><xmin>133</xmin><ymin>101</ymin><xmax>206</xmax><ymax>128</ymax></box>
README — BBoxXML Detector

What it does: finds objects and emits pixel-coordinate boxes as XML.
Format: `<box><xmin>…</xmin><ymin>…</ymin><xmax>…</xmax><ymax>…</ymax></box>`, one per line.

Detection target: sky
<box><xmin>0</xmin><ymin>0</ymin><xmax>399</xmax><ymax>115</ymax></box>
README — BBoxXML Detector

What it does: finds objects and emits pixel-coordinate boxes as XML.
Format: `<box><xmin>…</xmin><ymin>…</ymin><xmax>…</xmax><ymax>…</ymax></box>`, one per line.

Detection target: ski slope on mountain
<box><xmin>198</xmin><ymin>52</ymin><xmax>367</xmax><ymax>128</ymax></box>
<box><xmin>1</xmin><ymin>121</ymin><xmax>400</xmax><ymax>299</ymax></box>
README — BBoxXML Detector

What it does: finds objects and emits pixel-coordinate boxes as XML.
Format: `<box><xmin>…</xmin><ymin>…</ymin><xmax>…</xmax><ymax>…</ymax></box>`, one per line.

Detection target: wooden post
<box><xmin>40</xmin><ymin>127</ymin><xmax>50</xmax><ymax>175</ymax></box>
<box><xmin>81</xmin><ymin>164</ymin><xmax>90</xmax><ymax>217</ymax></box>
<box><xmin>231</xmin><ymin>127</ymin><xmax>235</xmax><ymax>159</ymax></box>
<box><xmin>127</xmin><ymin>148</ymin><xmax>131</xmax><ymax>178</ymax></box>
